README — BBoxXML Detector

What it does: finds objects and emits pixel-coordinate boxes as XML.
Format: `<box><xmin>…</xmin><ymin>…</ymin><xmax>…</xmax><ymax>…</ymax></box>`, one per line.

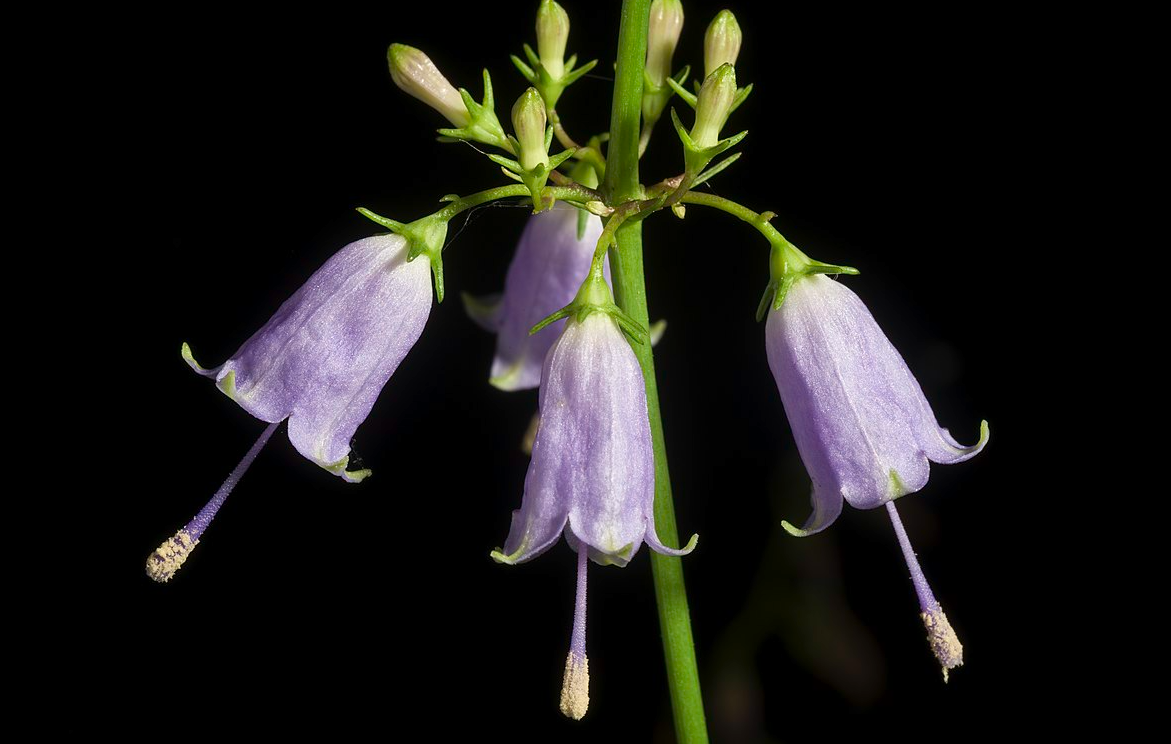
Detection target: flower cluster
<box><xmin>148</xmin><ymin>1</ymin><xmax>990</xmax><ymax>728</ymax></box>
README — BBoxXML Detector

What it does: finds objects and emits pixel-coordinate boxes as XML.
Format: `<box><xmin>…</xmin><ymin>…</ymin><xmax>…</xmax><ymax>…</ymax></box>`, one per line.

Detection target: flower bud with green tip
<box><xmin>511</xmin><ymin>1</ymin><xmax>598</xmax><ymax>111</ymax></box>
<box><xmin>691</xmin><ymin>63</ymin><xmax>737</xmax><ymax>148</ymax></box>
<box><xmin>670</xmin><ymin>63</ymin><xmax>747</xmax><ymax>176</ymax></box>
<box><xmin>388</xmin><ymin>43</ymin><xmax>511</xmax><ymax>152</ymax></box>
<box><xmin>536</xmin><ymin>0</ymin><xmax>570</xmax><ymax>80</ymax></box>
<box><xmin>513</xmin><ymin>87</ymin><xmax>550</xmax><ymax>172</ymax></box>
<box><xmin>484</xmin><ymin>88</ymin><xmax>576</xmax><ymax>210</ymax></box>
<box><xmin>704</xmin><ymin>10</ymin><xmax>742</xmax><ymax>75</ymax></box>
<box><xmin>700</xmin><ymin>11</ymin><xmax>753</xmax><ymax>114</ymax></box>
<box><xmin>641</xmin><ymin>0</ymin><xmax>686</xmax><ymax>132</ymax></box>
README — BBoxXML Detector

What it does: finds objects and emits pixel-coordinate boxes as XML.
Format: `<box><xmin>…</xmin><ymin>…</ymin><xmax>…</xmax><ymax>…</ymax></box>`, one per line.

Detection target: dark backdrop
<box><xmin>65</xmin><ymin>1</ymin><xmax>1065</xmax><ymax>738</ymax></box>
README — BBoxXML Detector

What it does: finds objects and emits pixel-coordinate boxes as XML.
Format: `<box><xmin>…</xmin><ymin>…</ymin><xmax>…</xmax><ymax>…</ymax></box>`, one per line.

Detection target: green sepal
<box><xmin>529</xmin><ymin>305</ymin><xmax>575</xmax><ymax>335</ymax></box>
<box><xmin>731</xmin><ymin>83</ymin><xmax>753</xmax><ymax>114</ymax></box>
<box><xmin>692</xmin><ymin>152</ymin><xmax>741</xmax><ymax>187</ymax></box>
<box><xmin>562</xmin><ymin>58</ymin><xmax>598</xmax><ymax>86</ymax></box>
<box><xmin>665</xmin><ymin>75</ymin><xmax>698</xmax><ymax>108</ymax></box>
<box><xmin>756</xmin><ymin>239</ymin><xmax>860</xmax><ymax>319</ymax></box>
<box><xmin>514</xmin><ymin>43</ymin><xmax>597</xmax><ymax>112</ymax></box>
<box><xmin>433</xmin><ymin>70</ymin><xmax>512</xmax><ymax>153</ymax></box>
<box><xmin>487</xmin><ymin>153</ymin><xmax>522</xmax><ymax>172</ymax></box>
<box><xmin>671</xmin><ymin>107</ymin><xmax>748</xmax><ymax>175</ymax></box>
<box><xmin>355</xmin><ymin>206</ymin><xmax>449</xmax><ymax>303</ymax></box>
<box><xmin>529</xmin><ymin>265</ymin><xmax>649</xmax><ymax>345</ymax></box>
<box><xmin>576</xmin><ymin>207</ymin><xmax>589</xmax><ymax>240</ymax></box>
<box><xmin>510</xmin><ymin>54</ymin><xmax>537</xmax><ymax>85</ymax></box>
<box><xmin>547</xmin><ymin>148</ymin><xmax>576</xmax><ymax>171</ymax></box>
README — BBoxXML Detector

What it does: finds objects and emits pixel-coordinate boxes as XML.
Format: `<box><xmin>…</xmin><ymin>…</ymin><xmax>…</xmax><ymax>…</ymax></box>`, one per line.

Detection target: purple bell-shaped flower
<box><xmin>465</xmin><ymin>204</ymin><xmax>606</xmax><ymax>391</ymax></box>
<box><xmin>184</xmin><ymin>233</ymin><xmax>433</xmax><ymax>482</ymax></box>
<box><xmin>149</xmin><ymin>232</ymin><xmax>434</xmax><ymax>583</ymax></box>
<box><xmin>491</xmin><ymin>265</ymin><xmax>696</xmax><ymax>718</ymax></box>
<box><xmin>766</xmin><ymin>272</ymin><xmax>987</xmax><ymax>681</ymax></box>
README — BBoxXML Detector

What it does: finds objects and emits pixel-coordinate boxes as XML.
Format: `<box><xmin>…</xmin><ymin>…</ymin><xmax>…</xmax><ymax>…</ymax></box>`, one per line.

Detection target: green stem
<box><xmin>678</xmin><ymin>191</ymin><xmax>793</xmax><ymax>248</ymax></box>
<box><xmin>437</xmin><ymin>184</ymin><xmax>598</xmax><ymax>220</ymax></box>
<box><xmin>606</xmin><ymin>2</ymin><xmax>709</xmax><ymax>742</ymax></box>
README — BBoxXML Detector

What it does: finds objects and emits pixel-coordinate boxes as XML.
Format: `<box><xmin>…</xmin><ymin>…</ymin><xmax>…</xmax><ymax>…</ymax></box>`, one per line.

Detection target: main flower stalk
<box><xmin>606</xmin><ymin>1</ymin><xmax>708</xmax><ymax>741</ymax></box>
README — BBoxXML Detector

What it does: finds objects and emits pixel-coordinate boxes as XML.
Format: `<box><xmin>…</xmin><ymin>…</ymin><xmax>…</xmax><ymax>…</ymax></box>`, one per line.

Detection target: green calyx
<box><xmin>511</xmin><ymin>44</ymin><xmax>598</xmax><ymax>111</ymax></box>
<box><xmin>671</xmin><ymin>107</ymin><xmax>747</xmax><ymax>177</ymax></box>
<box><xmin>435</xmin><ymin>70</ymin><xmax>513</xmax><ymax>153</ymax></box>
<box><xmin>356</xmin><ymin>207</ymin><xmax>450</xmax><ymax>303</ymax></box>
<box><xmin>755</xmin><ymin>233</ymin><xmax>859</xmax><ymax>321</ymax></box>
<box><xmin>487</xmin><ymin>124</ymin><xmax>576</xmax><ymax>211</ymax></box>
<box><xmin>529</xmin><ymin>259</ymin><xmax>648</xmax><ymax>343</ymax></box>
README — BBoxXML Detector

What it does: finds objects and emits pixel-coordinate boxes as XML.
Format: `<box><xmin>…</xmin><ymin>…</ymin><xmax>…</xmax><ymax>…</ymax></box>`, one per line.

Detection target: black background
<box><xmin>56</xmin><ymin>0</ymin><xmax>1077</xmax><ymax>738</ymax></box>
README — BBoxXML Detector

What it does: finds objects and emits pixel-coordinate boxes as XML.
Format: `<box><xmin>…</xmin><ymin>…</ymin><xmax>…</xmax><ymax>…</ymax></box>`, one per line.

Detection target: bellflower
<box><xmin>463</xmin><ymin>204</ymin><xmax>605</xmax><ymax>391</ymax></box>
<box><xmin>766</xmin><ymin>271</ymin><xmax>988</xmax><ymax>680</ymax></box>
<box><xmin>491</xmin><ymin>270</ymin><xmax>696</xmax><ymax>718</ymax></box>
<box><xmin>184</xmin><ymin>233</ymin><xmax>433</xmax><ymax>482</ymax></box>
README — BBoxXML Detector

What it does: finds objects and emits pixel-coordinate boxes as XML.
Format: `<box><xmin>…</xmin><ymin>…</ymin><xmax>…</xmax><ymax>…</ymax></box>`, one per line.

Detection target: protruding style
<box><xmin>887</xmin><ymin>501</ymin><xmax>964</xmax><ymax>681</ymax></box>
<box><xmin>492</xmin><ymin>276</ymin><xmax>696</xmax><ymax>717</ymax></box>
<box><xmin>765</xmin><ymin>272</ymin><xmax>985</xmax><ymax>678</ymax></box>
<box><xmin>146</xmin><ymin>422</ymin><xmax>279</xmax><ymax>582</ymax></box>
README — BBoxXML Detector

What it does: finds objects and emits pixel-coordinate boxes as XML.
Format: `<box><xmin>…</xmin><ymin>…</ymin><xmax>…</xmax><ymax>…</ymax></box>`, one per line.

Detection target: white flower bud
<box><xmin>536</xmin><ymin>0</ymin><xmax>570</xmax><ymax>80</ymax></box>
<box><xmin>387</xmin><ymin>44</ymin><xmax>470</xmax><ymax>127</ymax></box>
<box><xmin>512</xmin><ymin>87</ymin><xmax>549</xmax><ymax>171</ymax></box>
<box><xmin>645</xmin><ymin>0</ymin><xmax>684</xmax><ymax>87</ymax></box>
<box><xmin>704</xmin><ymin>10</ymin><xmax>742</xmax><ymax>77</ymax></box>
<box><xmin>690</xmin><ymin>63</ymin><xmax>737</xmax><ymax>148</ymax></box>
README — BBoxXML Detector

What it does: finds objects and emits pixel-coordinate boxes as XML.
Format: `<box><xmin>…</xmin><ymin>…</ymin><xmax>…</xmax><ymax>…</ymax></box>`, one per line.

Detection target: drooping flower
<box><xmin>765</xmin><ymin>271</ymin><xmax>988</xmax><ymax>680</ymax></box>
<box><xmin>463</xmin><ymin>204</ymin><xmax>605</xmax><ymax>391</ymax></box>
<box><xmin>150</xmin><ymin>231</ymin><xmax>435</xmax><ymax>583</ymax></box>
<box><xmin>184</xmin><ymin>233</ymin><xmax>433</xmax><ymax>482</ymax></box>
<box><xmin>491</xmin><ymin>269</ymin><xmax>696</xmax><ymax>718</ymax></box>
<box><xmin>765</xmin><ymin>274</ymin><xmax>988</xmax><ymax>535</ymax></box>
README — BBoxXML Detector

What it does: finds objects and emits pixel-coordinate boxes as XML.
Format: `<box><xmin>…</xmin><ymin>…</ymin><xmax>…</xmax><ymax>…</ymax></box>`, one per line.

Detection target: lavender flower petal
<box><xmin>767</xmin><ymin>275</ymin><xmax>987</xmax><ymax>528</ymax></box>
<box><xmin>486</xmin><ymin>206</ymin><xmax>605</xmax><ymax>391</ymax></box>
<box><xmin>495</xmin><ymin>311</ymin><xmax>695</xmax><ymax>567</ymax></box>
<box><xmin>184</xmin><ymin>234</ymin><xmax>432</xmax><ymax>481</ymax></box>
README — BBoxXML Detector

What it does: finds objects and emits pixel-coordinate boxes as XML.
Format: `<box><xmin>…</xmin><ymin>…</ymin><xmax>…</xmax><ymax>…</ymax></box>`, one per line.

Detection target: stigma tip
<box><xmin>922</xmin><ymin>605</ymin><xmax>964</xmax><ymax>682</ymax></box>
<box><xmin>146</xmin><ymin>529</ymin><xmax>198</xmax><ymax>583</ymax></box>
<box><xmin>559</xmin><ymin>652</ymin><xmax>590</xmax><ymax>720</ymax></box>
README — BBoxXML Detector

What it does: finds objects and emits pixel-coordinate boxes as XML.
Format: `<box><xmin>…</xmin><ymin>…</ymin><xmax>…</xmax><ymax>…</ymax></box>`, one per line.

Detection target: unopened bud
<box><xmin>512</xmin><ymin>88</ymin><xmax>549</xmax><ymax>171</ymax></box>
<box><xmin>645</xmin><ymin>0</ymin><xmax>684</xmax><ymax>87</ymax></box>
<box><xmin>388</xmin><ymin>44</ymin><xmax>470</xmax><ymax>127</ymax></box>
<box><xmin>704</xmin><ymin>10</ymin><xmax>742</xmax><ymax>76</ymax></box>
<box><xmin>536</xmin><ymin>0</ymin><xmax>570</xmax><ymax>80</ymax></box>
<box><xmin>691</xmin><ymin>63</ymin><xmax>737</xmax><ymax>148</ymax></box>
